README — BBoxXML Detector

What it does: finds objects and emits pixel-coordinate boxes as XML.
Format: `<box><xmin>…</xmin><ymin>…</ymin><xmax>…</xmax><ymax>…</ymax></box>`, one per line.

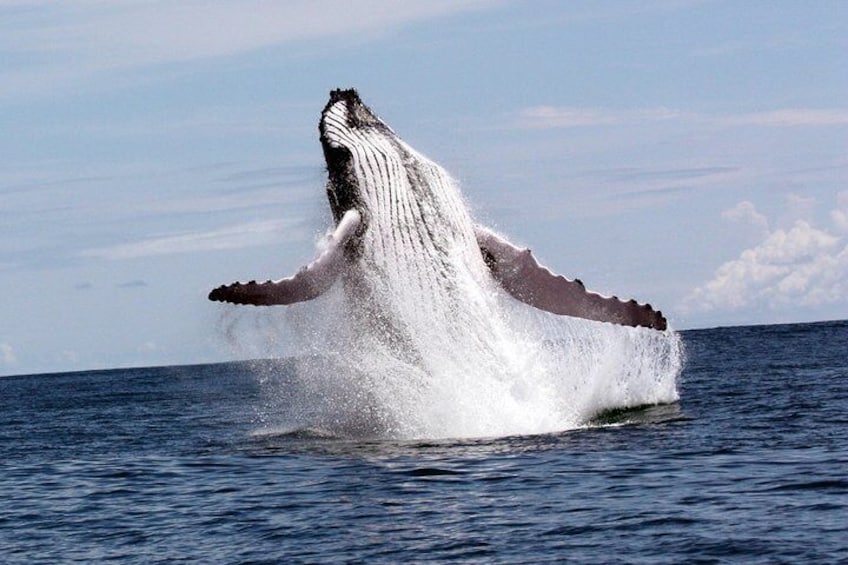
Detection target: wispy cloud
<box><xmin>831</xmin><ymin>191</ymin><xmax>848</xmax><ymax>233</ymax></box>
<box><xmin>140</xmin><ymin>185</ymin><xmax>316</xmax><ymax>216</ymax></box>
<box><xmin>0</xmin><ymin>1</ymin><xmax>493</xmax><ymax>97</ymax></box>
<box><xmin>691</xmin><ymin>33</ymin><xmax>810</xmax><ymax>58</ymax></box>
<box><xmin>583</xmin><ymin>166</ymin><xmax>743</xmax><ymax>203</ymax></box>
<box><xmin>80</xmin><ymin>219</ymin><xmax>305</xmax><ymax>260</ymax></box>
<box><xmin>718</xmin><ymin>109</ymin><xmax>848</xmax><ymax>127</ymax></box>
<box><xmin>683</xmin><ymin>198</ymin><xmax>848</xmax><ymax>314</ymax></box>
<box><xmin>721</xmin><ymin>201</ymin><xmax>769</xmax><ymax>233</ymax></box>
<box><xmin>517</xmin><ymin>106</ymin><xmax>684</xmax><ymax>129</ymax></box>
<box><xmin>516</xmin><ymin>106</ymin><xmax>848</xmax><ymax>129</ymax></box>
<box><xmin>117</xmin><ymin>280</ymin><xmax>148</xmax><ymax>289</ymax></box>
<box><xmin>3</xmin><ymin>1</ymin><xmax>493</xmax><ymax>62</ymax></box>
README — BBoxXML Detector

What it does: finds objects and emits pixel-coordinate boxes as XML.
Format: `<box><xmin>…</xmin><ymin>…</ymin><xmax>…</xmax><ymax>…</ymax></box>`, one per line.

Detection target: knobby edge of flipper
<box><xmin>474</xmin><ymin>225</ymin><xmax>667</xmax><ymax>331</ymax></box>
<box><xmin>208</xmin><ymin>209</ymin><xmax>361</xmax><ymax>306</ymax></box>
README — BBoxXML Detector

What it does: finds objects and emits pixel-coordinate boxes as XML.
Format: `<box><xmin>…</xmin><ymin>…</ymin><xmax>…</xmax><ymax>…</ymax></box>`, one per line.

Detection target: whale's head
<box><xmin>319</xmin><ymin>88</ymin><xmax>472</xmax><ymax>260</ymax></box>
<box><xmin>319</xmin><ymin>89</ymin><xmax>398</xmax><ymax>226</ymax></box>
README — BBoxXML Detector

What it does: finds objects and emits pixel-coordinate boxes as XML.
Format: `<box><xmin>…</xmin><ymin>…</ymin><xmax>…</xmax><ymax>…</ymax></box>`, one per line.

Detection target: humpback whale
<box><xmin>209</xmin><ymin>89</ymin><xmax>667</xmax><ymax>332</ymax></box>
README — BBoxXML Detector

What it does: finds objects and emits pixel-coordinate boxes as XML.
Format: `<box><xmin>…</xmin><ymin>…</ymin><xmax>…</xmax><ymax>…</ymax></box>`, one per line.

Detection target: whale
<box><xmin>209</xmin><ymin>89</ymin><xmax>667</xmax><ymax>334</ymax></box>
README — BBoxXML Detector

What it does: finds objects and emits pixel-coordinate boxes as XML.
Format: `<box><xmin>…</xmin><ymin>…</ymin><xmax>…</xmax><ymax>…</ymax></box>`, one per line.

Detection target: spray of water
<box><xmin>222</xmin><ymin>92</ymin><xmax>682</xmax><ymax>440</ymax></box>
<box><xmin>224</xmin><ymin>218</ymin><xmax>682</xmax><ymax>440</ymax></box>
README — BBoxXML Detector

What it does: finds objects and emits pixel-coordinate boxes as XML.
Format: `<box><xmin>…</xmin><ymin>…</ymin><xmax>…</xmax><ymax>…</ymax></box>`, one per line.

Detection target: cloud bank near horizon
<box><xmin>683</xmin><ymin>193</ymin><xmax>848</xmax><ymax>317</ymax></box>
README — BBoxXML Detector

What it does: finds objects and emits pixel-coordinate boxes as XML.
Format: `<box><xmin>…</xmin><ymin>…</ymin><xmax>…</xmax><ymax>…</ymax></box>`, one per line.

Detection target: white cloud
<box><xmin>0</xmin><ymin>343</ymin><xmax>17</xmax><ymax>366</ymax></box>
<box><xmin>784</xmin><ymin>194</ymin><xmax>817</xmax><ymax>224</ymax></box>
<box><xmin>80</xmin><ymin>219</ymin><xmax>304</xmax><ymax>260</ymax></box>
<box><xmin>0</xmin><ymin>1</ymin><xmax>493</xmax><ymax>96</ymax></box>
<box><xmin>832</xmin><ymin>191</ymin><xmax>848</xmax><ymax>233</ymax></box>
<box><xmin>721</xmin><ymin>201</ymin><xmax>769</xmax><ymax>233</ymax></box>
<box><xmin>684</xmin><ymin>198</ymin><xmax>848</xmax><ymax>314</ymax></box>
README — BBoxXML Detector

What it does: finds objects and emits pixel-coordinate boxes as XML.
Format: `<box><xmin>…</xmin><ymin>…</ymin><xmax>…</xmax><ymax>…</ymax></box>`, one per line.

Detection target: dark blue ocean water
<box><xmin>1</xmin><ymin>321</ymin><xmax>846</xmax><ymax>563</ymax></box>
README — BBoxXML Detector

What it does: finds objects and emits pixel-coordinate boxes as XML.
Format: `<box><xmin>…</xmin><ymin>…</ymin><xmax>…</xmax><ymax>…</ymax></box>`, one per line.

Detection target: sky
<box><xmin>1</xmin><ymin>0</ymin><xmax>846</xmax><ymax>376</ymax></box>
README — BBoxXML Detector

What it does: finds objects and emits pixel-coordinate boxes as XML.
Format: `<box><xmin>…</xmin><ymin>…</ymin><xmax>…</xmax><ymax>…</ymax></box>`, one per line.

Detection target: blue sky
<box><xmin>1</xmin><ymin>1</ymin><xmax>846</xmax><ymax>376</ymax></box>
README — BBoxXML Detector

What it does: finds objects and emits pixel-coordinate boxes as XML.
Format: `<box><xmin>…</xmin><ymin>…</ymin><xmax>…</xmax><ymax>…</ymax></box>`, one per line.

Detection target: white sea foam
<box><xmin>226</xmin><ymin>225</ymin><xmax>682</xmax><ymax>441</ymax></box>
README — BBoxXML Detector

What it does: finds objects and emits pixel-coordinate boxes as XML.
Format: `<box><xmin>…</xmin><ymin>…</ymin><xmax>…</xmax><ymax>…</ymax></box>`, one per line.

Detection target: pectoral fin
<box><xmin>475</xmin><ymin>225</ymin><xmax>667</xmax><ymax>331</ymax></box>
<box><xmin>208</xmin><ymin>209</ymin><xmax>361</xmax><ymax>306</ymax></box>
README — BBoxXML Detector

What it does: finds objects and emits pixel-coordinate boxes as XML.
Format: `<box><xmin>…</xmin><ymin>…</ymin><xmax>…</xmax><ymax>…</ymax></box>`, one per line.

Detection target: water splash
<box><xmin>223</xmin><ymin>241</ymin><xmax>682</xmax><ymax>440</ymax></box>
<box><xmin>219</xmin><ymin>107</ymin><xmax>682</xmax><ymax>439</ymax></box>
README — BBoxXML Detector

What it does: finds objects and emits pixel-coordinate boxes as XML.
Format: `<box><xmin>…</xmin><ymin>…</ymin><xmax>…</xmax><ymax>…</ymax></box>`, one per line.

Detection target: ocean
<box><xmin>1</xmin><ymin>320</ymin><xmax>846</xmax><ymax>563</ymax></box>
